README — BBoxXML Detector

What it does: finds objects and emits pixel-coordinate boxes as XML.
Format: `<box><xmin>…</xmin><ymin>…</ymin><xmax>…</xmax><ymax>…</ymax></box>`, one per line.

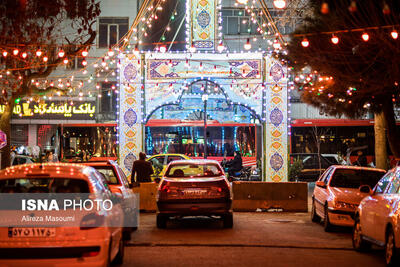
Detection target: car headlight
<box><xmin>334</xmin><ymin>201</ymin><xmax>358</xmax><ymax>210</ymax></box>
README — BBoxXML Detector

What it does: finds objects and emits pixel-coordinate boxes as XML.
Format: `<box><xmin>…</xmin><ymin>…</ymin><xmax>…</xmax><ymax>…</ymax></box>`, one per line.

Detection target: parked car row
<box><xmin>312</xmin><ymin>165</ymin><xmax>400</xmax><ymax>266</ymax></box>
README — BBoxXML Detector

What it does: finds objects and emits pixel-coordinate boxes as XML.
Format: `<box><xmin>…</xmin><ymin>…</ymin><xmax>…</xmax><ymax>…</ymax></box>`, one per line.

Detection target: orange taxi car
<box><xmin>311</xmin><ymin>165</ymin><xmax>385</xmax><ymax>231</ymax></box>
<box><xmin>0</xmin><ymin>163</ymin><xmax>125</xmax><ymax>266</ymax></box>
<box><xmin>81</xmin><ymin>160</ymin><xmax>139</xmax><ymax>237</ymax></box>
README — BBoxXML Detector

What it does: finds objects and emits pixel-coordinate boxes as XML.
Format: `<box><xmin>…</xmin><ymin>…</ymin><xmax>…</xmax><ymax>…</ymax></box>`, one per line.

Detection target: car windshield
<box><xmin>165</xmin><ymin>163</ymin><xmax>223</xmax><ymax>178</ymax></box>
<box><xmin>329</xmin><ymin>169</ymin><xmax>385</xmax><ymax>188</ymax></box>
<box><xmin>92</xmin><ymin>166</ymin><xmax>119</xmax><ymax>185</ymax></box>
<box><xmin>0</xmin><ymin>178</ymin><xmax>90</xmax><ymax>193</ymax></box>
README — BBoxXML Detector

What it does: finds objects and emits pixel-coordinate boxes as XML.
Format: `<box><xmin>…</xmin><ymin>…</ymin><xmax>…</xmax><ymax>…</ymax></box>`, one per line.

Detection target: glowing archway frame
<box><xmin>118</xmin><ymin>52</ymin><xmax>288</xmax><ymax>182</ymax></box>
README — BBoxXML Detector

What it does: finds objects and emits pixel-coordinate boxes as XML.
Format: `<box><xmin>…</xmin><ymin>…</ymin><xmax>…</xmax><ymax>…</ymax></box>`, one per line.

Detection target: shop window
<box><xmin>11</xmin><ymin>124</ymin><xmax>28</xmax><ymax>146</ymax></box>
<box><xmin>221</xmin><ymin>8</ymin><xmax>260</xmax><ymax>35</ymax></box>
<box><xmin>66</xmin><ymin>56</ymin><xmax>84</xmax><ymax>70</ymax></box>
<box><xmin>100</xmin><ymin>82</ymin><xmax>117</xmax><ymax>113</ymax></box>
<box><xmin>98</xmin><ymin>17</ymin><xmax>129</xmax><ymax>48</ymax></box>
<box><xmin>62</xmin><ymin>126</ymin><xmax>118</xmax><ymax>159</ymax></box>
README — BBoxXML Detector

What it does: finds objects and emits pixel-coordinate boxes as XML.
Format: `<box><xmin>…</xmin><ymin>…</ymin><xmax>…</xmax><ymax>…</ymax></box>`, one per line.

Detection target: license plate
<box><xmin>8</xmin><ymin>227</ymin><xmax>56</xmax><ymax>238</ymax></box>
<box><xmin>183</xmin><ymin>189</ymin><xmax>207</xmax><ymax>196</ymax></box>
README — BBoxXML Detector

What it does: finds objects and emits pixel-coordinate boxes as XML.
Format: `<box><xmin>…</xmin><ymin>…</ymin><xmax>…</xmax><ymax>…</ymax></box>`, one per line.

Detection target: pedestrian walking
<box><xmin>131</xmin><ymin>152</ymin><xmax>154</xmax><ymax>185</ymax></box>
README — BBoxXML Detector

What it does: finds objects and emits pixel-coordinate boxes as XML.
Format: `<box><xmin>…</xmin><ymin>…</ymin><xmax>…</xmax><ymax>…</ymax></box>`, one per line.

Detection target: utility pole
<box><xmin>202</xmin><ymin>94</ymin><xmax>208</xmax><ymax>159</ymax></box>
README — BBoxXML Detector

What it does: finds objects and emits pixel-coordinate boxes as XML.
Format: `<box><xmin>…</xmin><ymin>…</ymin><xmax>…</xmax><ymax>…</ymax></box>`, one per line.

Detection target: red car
<box><xmin>156</xmin><ymin>159</ymin><xmax>233</xmax><ymax>229</ymax></box>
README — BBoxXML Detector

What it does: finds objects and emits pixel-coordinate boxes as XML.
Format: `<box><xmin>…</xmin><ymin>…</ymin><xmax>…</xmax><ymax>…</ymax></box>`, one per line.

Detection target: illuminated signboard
<box><xmin>0</xmin><ymin>100</ymin><xmax>96</xmax><ymax>120</ymax></box>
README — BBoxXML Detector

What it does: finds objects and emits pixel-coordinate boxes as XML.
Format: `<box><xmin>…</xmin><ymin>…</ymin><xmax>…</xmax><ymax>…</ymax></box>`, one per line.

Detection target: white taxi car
<box><xmin>353</xmin><ymin>166</ymin><xmax>400</xmax><ymax>266</ymax></box>
<box><xmin>0</xmin><ymin>163</ymin><xmax>125</xmax><ymax>267</ymax></box>
<box><xmin>311</xmin><ymin>165</ymin><xmax>385</xmax><ymax>231</ymax></box>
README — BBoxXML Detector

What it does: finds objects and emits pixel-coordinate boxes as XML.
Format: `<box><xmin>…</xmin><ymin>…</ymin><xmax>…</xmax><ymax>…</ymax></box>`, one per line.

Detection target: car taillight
<box><xmin>82</xmin><ymin>251</ymin><xmax>100</xmax><ymax>257</ymax></box>
<box><xmin>158</xmin><ymin>181</ymin><xmax>178</xmax><ymax>200</ymax></box>
<box><xmin>80</xmin><ymin>213</ymin><xmax>105</xmax><ymax>230</ymax></box>
<box><xmin>158</xmin><ymin>180</ymin><xmax>230</xmax><ymax>200</ymax></box>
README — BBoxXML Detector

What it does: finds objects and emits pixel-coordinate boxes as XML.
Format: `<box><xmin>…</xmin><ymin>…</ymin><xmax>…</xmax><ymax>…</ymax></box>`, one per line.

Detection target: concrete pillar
<box><xmin>28</xmin><ymin>124</ymin><xmax>37</xmax><ymax>146</ymax></box>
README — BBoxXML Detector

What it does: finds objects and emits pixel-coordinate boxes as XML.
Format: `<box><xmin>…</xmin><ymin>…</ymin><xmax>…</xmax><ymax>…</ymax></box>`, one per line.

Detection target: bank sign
<box><xmin>0</xmin><ymin>100</ymin><xmax>96</xmax><ymax>120</ymax></box>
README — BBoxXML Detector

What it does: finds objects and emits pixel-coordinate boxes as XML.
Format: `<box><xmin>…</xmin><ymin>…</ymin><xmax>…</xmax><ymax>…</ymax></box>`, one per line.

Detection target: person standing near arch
<box><xmin>131</xmin><ymin>152</ymin><xmax>154</xmax><ymax>185</ymax></box>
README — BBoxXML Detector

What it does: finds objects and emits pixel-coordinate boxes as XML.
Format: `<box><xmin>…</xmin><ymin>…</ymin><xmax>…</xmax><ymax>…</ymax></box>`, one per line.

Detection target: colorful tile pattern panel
<box><xmin>148</xmin><ymin>59</ymin><xmax>261</xmax><ymax>80</ymax></box>
<box><xmin>189</xmin><ymin>0</ymin><xmax>216</xmax><ymax>50</ymax></box>
<box><xmin>118</xmin><ymin>55</ymin><xmax>142</xmax><ymax>176</ymax></box>
<box><xmin>264</xmin><ymin>56</ymin><xmax>288</xmax><ymax>182</ymax></box>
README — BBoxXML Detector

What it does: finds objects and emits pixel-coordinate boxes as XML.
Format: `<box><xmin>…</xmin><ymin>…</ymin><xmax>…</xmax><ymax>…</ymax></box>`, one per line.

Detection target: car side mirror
<box><xmin>316</xmin><ymin>181</ymin><xmax>327</xmax><ymax>188</ymax></box>
<box><xmin>359</xmin><ymin>185</ymin><xmax>372</xmax><ymax>194</ymax></box>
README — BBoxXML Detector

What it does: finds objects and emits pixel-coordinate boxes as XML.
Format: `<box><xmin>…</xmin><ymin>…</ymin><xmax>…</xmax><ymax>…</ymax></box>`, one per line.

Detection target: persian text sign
<box><xmin>0</xmin><ymin>101</ymin><xmax>96</xmax><ymax>120</ymax></box>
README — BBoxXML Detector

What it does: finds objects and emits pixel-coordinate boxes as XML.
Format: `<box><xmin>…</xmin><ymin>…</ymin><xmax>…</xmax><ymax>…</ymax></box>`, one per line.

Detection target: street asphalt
<box><xmin>122</xmin><ymin>212</ymin><xmax>385</xmax><ymax>267</ymax></box>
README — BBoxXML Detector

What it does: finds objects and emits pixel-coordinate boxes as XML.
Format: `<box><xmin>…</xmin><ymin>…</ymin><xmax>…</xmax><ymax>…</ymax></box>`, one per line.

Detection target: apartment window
<box><xmin>100</xmin><ymin>82</ymin><xmax>117</xmax><ymax>113</ymax></box>
<box><xmin>98</xmin><ymin>17</ymin><xmax>129</xmax><ymax>48</ymax></box>
<box><xmin>222</xmin><ymin>8</ymin><xmax>260</xmax><ymax>35</ymax></box>
<box><xmin>66</xmin><ymin>57</ymin><xmax>84</xmax><ymax>70</ymax></box>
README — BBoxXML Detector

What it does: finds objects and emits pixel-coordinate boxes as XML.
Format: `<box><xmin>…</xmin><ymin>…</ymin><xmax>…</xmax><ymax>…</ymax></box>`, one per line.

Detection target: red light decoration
<box><xmin>361</xmin><ymin>32</ymin><xmax>369</xmax><ymax>42</ymax></box>
<box><xmin>273</xmin><ymin>0</ymin><xmax>286</xmax><ymax>9</ymax></box>
<box><xmin>82</xmin><ymin>59</ymin><xmax>87</xmax><ymax>66</ymax></box>
<box><xmin>348</xmin><ymin>1</ymin><xmax>357</xmax><ymax>12</ymax></box>
<box><xmin>2</xmin><ymin>51</ymin><xmax>7</xmax><ymax>57</ymax></box>
<box><xmin>320</xmin><ymin>2</ymin><xmax>329</xmax><ymax>14</ymax></box>
<box><xmin>63</xmin><ymin>58</ymin><xmax>68</xmax><ymax>64</ymax></box>
<box><xmin>244</xmin><ymin>38</ymin><xmax>251</xmax><ymax>50</ymax></box>
<box><xmin>81</xmin><ymin>50</ymin><xmax>88</xmax><ymax>57</ymax></box>
<box><xmin>36</xmin><ymin>50</ymin><xmax>42</xmax><ymax>57</ymax></box>
<box><xmin>58</xmin><ymin>50</ymin><xmax>65</xmax><ymax>58</ymax></box>
<box><xmin>13</xmin><ymin>49</ymin><xmax>19</xmax><ymax>56</ymax></box>
<box><xmin>391</xmin><ymin>30</ymin><xmax>398</xmax><ymax>39</ymax></box>
<box><xmin>43</xmin><ymin>56</ymin><xmax>48</xmax><ymax>62</ymax></box>
<box><xmin>21</xmin><ymin>52</ymin><xmax>27</xmax><ymax>59</ymax></box>
<box><xmin>331</xmin><ymin>35</ymin><xmax>339</xmax><ymax>44</ymax></box>
<box><xmin>272</xmin><ymin>39</ymin><xmax>281</xmax><ymax>49</ymax></box>
<box><xmin>383</xmin><ymin>2</ymin><xmax>390</xmax><ymax>15</ymax></box>
<box><xmin>301</xmin><ymin>38</ymin><xmax>309</xmax><ymax>47</ymax></box>
<box><xmin>107</xmin><ymin>48</ymin><xmax>114</xmax><ymax>57</ymax></box>
<box><xmin>159</xmin><ymin>45</ymin><xmax>167</xmax><ymax>53</ymax></box>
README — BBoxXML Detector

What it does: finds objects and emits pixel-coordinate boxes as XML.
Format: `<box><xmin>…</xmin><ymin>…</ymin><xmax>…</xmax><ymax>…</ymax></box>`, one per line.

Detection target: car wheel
<box><xmin>352</xmin><ymin>217</ymin><xmax>371</xmax><ymax>252</ymax></box>
<box><xmin>323</xmin><ymin>205</ymin><xmax>333</xmax><ymax>232</ymax></box>
<box><xmin>156</xmin><ymin>214</ymin><xmax>167</xmax><ymax>229</ymax></box>
<box><xmin>122</xmin><ymin>228</ymin><xmax>131</xmax><ymax>241</ymax></box>
<box><xmin>386</xmin><ymin>227</ymin><xmax>399</xmax><ymax>266</ymax></box>
<box><xmin>112</xmin><ymin>236</ymin><xmax>125</xmax><ymax>265</ymax></box>
<box><xmin>311</xmin><ymin>199</ymin><xmax>321</xmax><ymax>223</ymax></box>
<box><xmin>223</xmin><ymin>213</ymin><xmax>233</xmax><ymax>228</ymax></box>
<box><xmin>105</xmin><ymin>241</ymin><xmax>112</xmax><ymax>267</ymax></box>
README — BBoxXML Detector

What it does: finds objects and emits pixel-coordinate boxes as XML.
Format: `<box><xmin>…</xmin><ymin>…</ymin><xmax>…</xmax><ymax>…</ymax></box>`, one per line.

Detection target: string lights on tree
<box><xmin>361</xmin><ymin>32</ymin><xmax>369</xmax><ymax>41</ymax></box>
<box><xmin>273</xmin><ymin>0</ymin><xmax>287</xmax><ymax>9</ymax></box>
<box><xmin>331</xmin><ymin>35</ymin><xmax>339</xmax><ymax>44</ymax></box>
<box><xmin>301</xmin><ymin>38</ymin><xmax>309</xmax><ymax>47</ymax></box>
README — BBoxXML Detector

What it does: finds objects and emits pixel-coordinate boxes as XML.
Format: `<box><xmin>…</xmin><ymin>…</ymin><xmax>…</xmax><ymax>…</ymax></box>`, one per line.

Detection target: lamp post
<box><xmin>202</xmin><ymin>94</ymin><xmax>209</xmax><ymax>159</ymax></box>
